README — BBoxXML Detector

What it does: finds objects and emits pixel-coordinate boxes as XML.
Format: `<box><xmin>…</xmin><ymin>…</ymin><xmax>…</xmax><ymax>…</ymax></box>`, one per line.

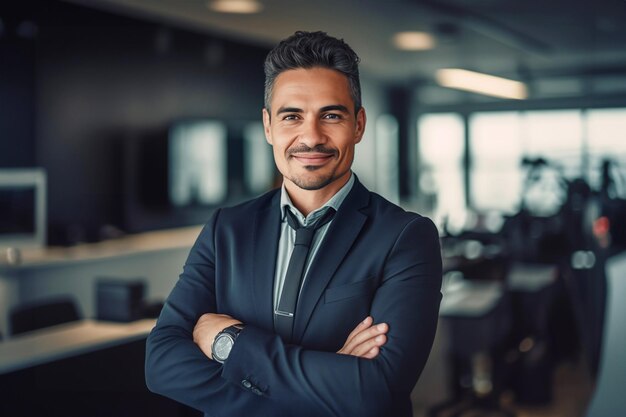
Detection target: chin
<box><xmin>293</xmin><ymin>178</ymin><xmax>335</xmax><ymax>191</ymax></box>
<box><xmin>289</xmin><ymin>172</ymin><xmax>336</xmax><ymax>191</ymax></box>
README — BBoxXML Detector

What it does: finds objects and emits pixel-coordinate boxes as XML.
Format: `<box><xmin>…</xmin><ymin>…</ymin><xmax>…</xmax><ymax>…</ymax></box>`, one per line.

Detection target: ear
<box><xmin>354</xmin><ymin>107</ymin><xmax>366</xmax><ymax>144</ymax></box>
<box><xmin>262</xmin><ymin>108</ymin><xmax>272</xmax><ymax>145</ymax></box>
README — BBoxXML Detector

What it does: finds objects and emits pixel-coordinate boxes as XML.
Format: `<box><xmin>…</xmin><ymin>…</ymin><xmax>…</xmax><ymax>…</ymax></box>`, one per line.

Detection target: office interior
<box><xmin>1</xmin><ymin>0</ymin><xmax>625</xmax><ymax>416</ymax></box>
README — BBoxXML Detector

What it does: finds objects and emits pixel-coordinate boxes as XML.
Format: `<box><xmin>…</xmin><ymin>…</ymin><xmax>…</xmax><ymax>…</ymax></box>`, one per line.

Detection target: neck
<box><xmin>284</xmin><ymin>172</ymin><xmax>351</xmax><ymax>216</ymax></box>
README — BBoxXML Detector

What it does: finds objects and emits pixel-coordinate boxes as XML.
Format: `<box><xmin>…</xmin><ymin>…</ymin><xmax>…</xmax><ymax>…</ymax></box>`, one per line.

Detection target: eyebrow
<box><xmin>276</xmin><ymin>106</ymin><xmax>303</xmax><ymax>115</ymax></box>
<box><xmin>320</xmin><ymin>105</ymin><xmax>350</xmax><ymax>114</ymax></box>
<box><xmin>275</xmin><ymin>104</ymin><xmax>350</xmax><ymax>115</ymax></box>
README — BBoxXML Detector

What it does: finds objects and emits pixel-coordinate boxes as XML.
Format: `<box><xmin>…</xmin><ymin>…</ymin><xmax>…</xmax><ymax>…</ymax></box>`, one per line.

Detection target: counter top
<box><xmin>0</xmin><ymin>226</ymin><xmax>202</xmax><ymax>270</ymax></box>
<box><xmin>0</xmin><ymin>319</ymin><xmax>157</xmax><ymax>374</ymax></box>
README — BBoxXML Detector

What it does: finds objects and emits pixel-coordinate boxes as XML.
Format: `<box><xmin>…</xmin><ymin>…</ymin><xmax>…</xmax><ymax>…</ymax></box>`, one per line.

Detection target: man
<box><xmin>145</xmin><ymin>31</ymin><xmax>442</xmax><ymax>417</ymax></box>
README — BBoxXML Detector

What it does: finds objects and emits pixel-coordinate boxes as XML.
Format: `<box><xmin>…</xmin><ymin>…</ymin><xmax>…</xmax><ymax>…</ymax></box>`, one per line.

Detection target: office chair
<box><xmin>585</xmin><ymin>250</ymin><xmax>626</xmax><ymax>416</ymax></box>
<box><xmin>9</xmin><ymin>296</ymin><xmax>81</xmax><ymax>336</ymax></box>
<box><xmin>429</xmin><ymin>280</ymin><xmax>515</xmax><ymax>417</ymax></box>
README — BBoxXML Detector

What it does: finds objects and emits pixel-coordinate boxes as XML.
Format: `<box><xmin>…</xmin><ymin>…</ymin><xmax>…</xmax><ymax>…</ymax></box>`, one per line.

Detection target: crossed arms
<box><xmin>145</xmin><ymin>211</ymin><xmax>442</xmax><ymax>417</ymax></box>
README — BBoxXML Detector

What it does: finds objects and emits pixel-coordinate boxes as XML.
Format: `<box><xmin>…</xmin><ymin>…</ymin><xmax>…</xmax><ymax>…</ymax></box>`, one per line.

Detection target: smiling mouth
<box><xmin>291</xmin><ymin>152</ymin><xmax>335</xmax><ymax>166</ymax></box>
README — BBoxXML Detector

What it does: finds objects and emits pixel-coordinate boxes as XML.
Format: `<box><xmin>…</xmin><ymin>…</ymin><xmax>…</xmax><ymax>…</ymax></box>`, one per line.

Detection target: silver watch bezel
<box><xmin>211</xmin><ymin>324</ymin><xmax>243</xmax><ymax>364</ymax></box>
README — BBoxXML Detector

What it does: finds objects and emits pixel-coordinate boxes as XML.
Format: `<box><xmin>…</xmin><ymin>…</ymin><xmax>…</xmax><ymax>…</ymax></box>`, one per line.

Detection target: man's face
<box><xmin>263</xmin><ymin>67</ymin><xmax>366</xmax><ymax>191</ymax></box>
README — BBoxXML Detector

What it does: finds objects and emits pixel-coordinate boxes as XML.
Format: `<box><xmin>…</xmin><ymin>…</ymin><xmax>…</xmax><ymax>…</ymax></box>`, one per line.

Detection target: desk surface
<box><xmin>0</xmin><ymin>319</ymin><xmax>156</xmax><ymax>375</ymax></box>
<box><xmin>440</xmin><ymin>280</ymin><xmax>503</xmax><ymax>318</ymax></box>
<box><xmin>0</xmin><ymin>226</ymin><xmax>202</xmax><ymax>270</ymax></box>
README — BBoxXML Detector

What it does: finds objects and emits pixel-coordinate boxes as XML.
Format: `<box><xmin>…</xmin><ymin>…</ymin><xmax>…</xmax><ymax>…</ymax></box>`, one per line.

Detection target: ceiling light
<box><xmin>393</xmin><ymin>31</ymin><xmax>435</xmax><ymax>51</ymax></box>
<box><xmin>208</xmin><ymin>0</ymin><xmax>263</xmax><ymax>14</ymax></box>
<box><xmin>435</xmin><ymin>68</ymin><xmax>528</xmax><ymax>100</ymax></box>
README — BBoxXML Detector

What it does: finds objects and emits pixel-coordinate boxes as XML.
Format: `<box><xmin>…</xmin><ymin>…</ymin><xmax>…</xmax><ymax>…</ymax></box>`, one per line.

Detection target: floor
<box><xmin>410</xmin><ymin>317</ymin><xmax>594</xmax><ymax>417</ymax></box>
<box><xmin>412</xmin><ymin>358</ymin><xmax>594</xmax><ymax>417</ymax></box>
<box><xmin>509</xmin><ymin>360</ymin><xmax>594</xmax><ymax>417</ymax></box>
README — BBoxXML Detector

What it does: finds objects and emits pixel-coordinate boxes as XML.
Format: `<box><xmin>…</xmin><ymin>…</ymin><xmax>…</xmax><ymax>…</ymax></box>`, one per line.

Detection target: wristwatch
<box><xmin>211</xmin><ymin>324</ymin><xmax>244</xmax><ymax>364</ymax></box>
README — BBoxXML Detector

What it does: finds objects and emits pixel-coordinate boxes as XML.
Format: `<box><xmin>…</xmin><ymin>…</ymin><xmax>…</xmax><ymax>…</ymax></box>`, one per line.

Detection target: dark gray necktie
<box><xmin>275</xmin><ymin>207</ymin><xmax>335</xmax><ymax>342</ymax></box>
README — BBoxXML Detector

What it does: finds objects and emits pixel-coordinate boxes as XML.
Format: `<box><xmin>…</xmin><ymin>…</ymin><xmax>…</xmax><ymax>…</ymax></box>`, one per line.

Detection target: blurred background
<box><xmin>1</xmin><ymin>0</ymin><xmax>625</xmax><ymax>416</ymax></box>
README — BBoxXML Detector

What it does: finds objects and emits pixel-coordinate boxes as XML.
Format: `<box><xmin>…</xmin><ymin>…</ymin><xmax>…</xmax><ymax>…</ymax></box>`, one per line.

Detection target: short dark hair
<box><xmin>264</xmin><ymin>31</ymin><xmax>362</xmax><ymax>114</ymax></box>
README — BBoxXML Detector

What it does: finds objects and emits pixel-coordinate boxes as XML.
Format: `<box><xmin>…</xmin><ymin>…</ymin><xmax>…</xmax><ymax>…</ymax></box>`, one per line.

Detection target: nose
<box><xmin>298</xmin><ymin>118</ymin><xmax>327</xmax><ymax>147</ymax></box>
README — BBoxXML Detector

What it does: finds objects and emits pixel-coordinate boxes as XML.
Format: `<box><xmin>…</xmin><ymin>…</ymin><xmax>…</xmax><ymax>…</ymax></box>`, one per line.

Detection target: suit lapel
<box><xmin>292</xmin><ymin>179</ymin><xmax>370</xmax><ymax>343</ymax></box>
<box><xmin>252</xmin><ymin>191</ymin><xmax>281</xmax><ymax>331</ymax></box>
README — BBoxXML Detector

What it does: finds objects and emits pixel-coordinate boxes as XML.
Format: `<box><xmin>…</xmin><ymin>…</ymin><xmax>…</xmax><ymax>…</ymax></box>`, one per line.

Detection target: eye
<box><xmin>322</xmin><ymin>113</ymin><xmax>342</xmax><ymax>120</ymax></box>
<box><xmin>282</xmin><ymin>114</ymin><xmax>300</xmax><ymax>121</ymax></box>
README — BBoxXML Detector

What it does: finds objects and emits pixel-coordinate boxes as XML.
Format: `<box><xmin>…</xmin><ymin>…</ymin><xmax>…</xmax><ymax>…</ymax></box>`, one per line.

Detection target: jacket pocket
<box><xmin>324</xmin><ymin>277</ymin><xmax>376</xmax><ymax>304</ymax></box>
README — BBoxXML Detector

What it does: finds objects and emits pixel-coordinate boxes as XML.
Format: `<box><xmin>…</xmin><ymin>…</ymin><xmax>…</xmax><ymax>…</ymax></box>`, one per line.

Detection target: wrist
<box><xmin>211</xmin><ymin>323</ymin><xmax>245</xmax><ymax>364</ymax></box>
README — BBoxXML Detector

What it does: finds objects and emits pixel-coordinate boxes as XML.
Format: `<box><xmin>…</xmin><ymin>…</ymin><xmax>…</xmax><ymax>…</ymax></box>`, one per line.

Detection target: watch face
<box><xmin>214</xmin><ymin>334</ymin><xmax>234</xmax><ymax>361</ymax></box>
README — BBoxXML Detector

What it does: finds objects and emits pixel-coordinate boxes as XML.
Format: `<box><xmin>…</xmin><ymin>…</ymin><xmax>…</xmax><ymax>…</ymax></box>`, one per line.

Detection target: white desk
<box><xmin>440</xmin><ymin>280</ymin><xmax>503</xmax><ymax>318</ymax></box>
<box><xmin>507</xmin><ymin>262</ymin><xmax>557</xmax><ymax>292</ymax></box>
<box><xmin>0</xmin><ymin>319</ymin><xmax>156</xmax><ymax>375</ymax></box>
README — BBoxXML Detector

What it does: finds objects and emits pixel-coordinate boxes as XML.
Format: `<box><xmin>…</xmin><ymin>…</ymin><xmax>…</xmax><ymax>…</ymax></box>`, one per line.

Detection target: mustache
<box><xmin>287</xmin><ymin>144</ymin><xmax>338</xmax><ymax>157</ymax></box>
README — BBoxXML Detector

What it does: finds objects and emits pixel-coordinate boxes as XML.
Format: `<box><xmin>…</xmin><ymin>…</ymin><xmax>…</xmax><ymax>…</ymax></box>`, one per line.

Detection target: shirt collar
<box><xmin>280</xmin><ymin>173</ymin><xmax>355</xmax><ymax>227</ymax></box>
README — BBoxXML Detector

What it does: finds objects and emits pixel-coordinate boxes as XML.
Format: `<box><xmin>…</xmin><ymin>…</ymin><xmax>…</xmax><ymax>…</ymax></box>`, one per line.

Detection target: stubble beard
<box><xmin>288</xmin><ymin>165</ymin><xmax>338</xmax><ymax>191</ymax></box>
<box><xmin>285</xmin><ymin>144</ymin><xmax>344</xmax><ymax>191</ymax></box>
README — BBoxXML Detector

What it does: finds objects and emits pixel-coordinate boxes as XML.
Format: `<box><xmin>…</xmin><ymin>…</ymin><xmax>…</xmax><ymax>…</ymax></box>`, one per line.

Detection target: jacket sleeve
<box><xmin>145</xmin><ymin>214</ymin><xmax>442</xmax><ymax>417</ymax></box>
<box><xmin>145</xmin><ymin>209</ymin><xmax>247</xmax><ymax>412</ymax></box>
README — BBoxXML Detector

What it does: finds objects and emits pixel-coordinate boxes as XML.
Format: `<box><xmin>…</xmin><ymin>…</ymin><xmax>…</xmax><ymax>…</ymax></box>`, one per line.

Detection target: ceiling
<box><xmin>68</xmin><ymin>0</ymin><xmax>626</xmax><ymax>89</ymax></box>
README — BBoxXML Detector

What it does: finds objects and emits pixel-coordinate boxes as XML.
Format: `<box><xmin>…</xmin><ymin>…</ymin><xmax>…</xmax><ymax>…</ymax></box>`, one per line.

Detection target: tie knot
<box><xmin>285</xmin><ymin>207</ymin><xmax>335</xmax><ymax>246</ymax></box>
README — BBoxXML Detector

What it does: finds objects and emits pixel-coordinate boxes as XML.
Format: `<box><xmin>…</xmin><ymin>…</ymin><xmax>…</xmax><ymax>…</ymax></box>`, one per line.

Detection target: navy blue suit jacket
<box><xmin>145</xmin><ymin>177</ymin><xmax>442</xmax><ymax>417</ymax></box>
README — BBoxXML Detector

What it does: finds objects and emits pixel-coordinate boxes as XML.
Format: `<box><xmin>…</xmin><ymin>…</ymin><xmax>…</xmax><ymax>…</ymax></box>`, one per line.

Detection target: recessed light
<box><xmin>392</xmin><ymin>31</ymin><xmax>435</xmax><ymax>51</ymax></box>
<box><xmin>208</xmin><ymin>0</ymin><xmax>263</xmax><ymax>14</ymax></box>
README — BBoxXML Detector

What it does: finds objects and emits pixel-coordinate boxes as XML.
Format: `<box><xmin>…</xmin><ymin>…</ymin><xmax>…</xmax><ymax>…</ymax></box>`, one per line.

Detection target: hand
<box><xmin>193</xmin><ymin>313</ymin><xmax>242</xmax><ymax>360</ymax></box>
<box><xmin>337</xmin><ymin>316</ymin><xmax>388</xmax><ymax>359</ymax></box>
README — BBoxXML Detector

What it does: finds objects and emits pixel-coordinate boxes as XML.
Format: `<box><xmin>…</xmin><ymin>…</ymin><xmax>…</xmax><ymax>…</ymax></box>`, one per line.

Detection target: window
<box><xmin>243</xmin><ymin>122</ymin><xmax>275</xmax><ymax>195</ymax></box>
<box><xmin>524</xmin><ymin>110</ymin><xmax>583</xmax><ymax>179</ymax></box>
<box><xmin>169</xmin><ymin>121</ymin><xmax>228</xmax><ymax>206</ymax></box>
<box><xmin>469</xmin><ymin>110</ymin><xmax>584</xmax><ymax>214</ymax></box>
<box><xmin>586</xmin><ymin>108</ymin><xmax>626</xmax><ymax>196</ymax></box>
<box><xmin>469</xmin><ymin>112</ymin><xmax>524</xmax><ymax>214</ymax></box>
<box><xmin>419</xmin><ymin>108</ymin><xmax>626</xmax><ymax>224</ymax></box>
<box><xmin>417</xmin><ymin>113</ymin><xmax>465</xmax><ymax>229</ymax></box>
<box><xmin>375</xmin><ymin>114</ymin><xmax>400</xmax><ymax>204</ymax></box>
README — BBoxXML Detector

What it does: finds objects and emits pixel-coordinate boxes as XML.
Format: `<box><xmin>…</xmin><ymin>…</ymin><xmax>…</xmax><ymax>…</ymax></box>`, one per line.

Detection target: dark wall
<box><xmin>1</xmin><ymin>0</ymin><xmax>268</xmax><ymax>244</ymax></box>
<box><xmin>0</xmin><ymin>3</ymin><xmax>37</xmax><ymax>167</ymax></box>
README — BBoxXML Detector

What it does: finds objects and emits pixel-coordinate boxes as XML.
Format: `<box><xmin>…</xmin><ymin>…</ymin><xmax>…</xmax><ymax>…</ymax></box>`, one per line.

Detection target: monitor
<box><xmin>169</xmin><ymin>121</ymin><xmax>228</xmax><ymax>206</ymax></box>
<box><xmin>0</xmin><ymin>168</ymin><xmax>47</xmax><ymax>249</ymax></box>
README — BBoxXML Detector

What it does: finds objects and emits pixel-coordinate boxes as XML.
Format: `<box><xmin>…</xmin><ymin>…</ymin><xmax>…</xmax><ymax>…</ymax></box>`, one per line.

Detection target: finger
<box><xmin>362</xmin><ymin>346</ymin><xmax>380</xmax><ymax>360</ymax></box>
<box><xmin>344</xmin><ymin>316</ymin><xmax>373</xmax><ymax>344</ymax></box>
<box><xmin>351</xmin><ymin>334</ymin><xmax>386</xmax><ymax>358</ymax></box>
<box><xmin>342</xmin><ymin>323</ymin><xmax>386</xmax><ymax>354</ymax></box>
<box><xmin>342</xmin><ymin>323</ymin><xmax>388</xmax><ymax>354</ymax></box>
<box><xmin>340</xmin><ymin>317</ymin><xmax>374</xmax><ymax>352</ymax></box>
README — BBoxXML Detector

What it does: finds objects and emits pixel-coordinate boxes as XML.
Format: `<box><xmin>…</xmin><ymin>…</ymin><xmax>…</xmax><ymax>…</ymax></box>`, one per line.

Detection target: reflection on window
<box><xmin>243</xmin><ymin>122</ymin><xmax>275</xmax><ymax>195</ymax></box>
<box><xmin>417</xmin><ymin>113</ymin><xmax>465</xmax><ymax>229</ymax></box>
<box><xmin>169</xmin><ymin>121</ymin><xmax>227</xmax><ymax>206</ymax></box>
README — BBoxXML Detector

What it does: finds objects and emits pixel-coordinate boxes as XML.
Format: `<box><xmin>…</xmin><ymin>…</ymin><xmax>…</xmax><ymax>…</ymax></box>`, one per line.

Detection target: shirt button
<box><xmin>242</xmin><ymin>379</ymin><xmax>252</xmax><ymax>389</ymax></box>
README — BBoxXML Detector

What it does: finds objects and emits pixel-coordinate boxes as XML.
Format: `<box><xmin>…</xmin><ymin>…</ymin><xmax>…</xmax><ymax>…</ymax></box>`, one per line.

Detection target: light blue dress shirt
<box><xmin>273</xmin><ymin>173</ymin><xmax>355</xmax><ymax>311</ymax></box>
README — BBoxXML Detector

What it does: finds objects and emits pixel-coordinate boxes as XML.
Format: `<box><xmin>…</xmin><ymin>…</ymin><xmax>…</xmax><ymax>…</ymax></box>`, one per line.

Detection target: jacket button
<box><xmin>242</xmin><ymin>379</ymin><xmax>252</xmax><ymax>389</ymax></box>
<box><xmin>251</xmin><ymin>387</ymin><xmax>263</xmax><ymax>396</ymax></box>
